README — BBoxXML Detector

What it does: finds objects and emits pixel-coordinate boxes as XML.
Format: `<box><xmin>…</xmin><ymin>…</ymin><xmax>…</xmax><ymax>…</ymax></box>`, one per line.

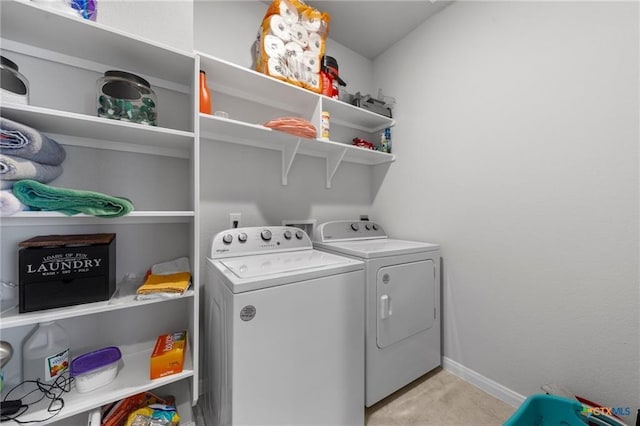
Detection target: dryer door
<box><xmin>376</xmin><ymin>260</ymin><xmax>436</xmax><ymax>349</ymax></box>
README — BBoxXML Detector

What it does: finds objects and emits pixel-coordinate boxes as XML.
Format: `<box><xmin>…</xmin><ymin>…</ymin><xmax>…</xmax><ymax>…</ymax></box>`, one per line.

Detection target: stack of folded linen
<box><xmin>1</xmin><ymin>118</ymin><xmax>135</xmax><ymax>218</ymax></box>
<box><xmin>1</xmin><ymin>117</ymin><xmax>66</xmax><ymax>189</ymax></box>
<box><xmin>0</xmin><ymin>117</ymin><xmax>67</xmax><ymax>216</ymax></box>
<box><xmin>136</xmin><ymin>257</ymin><xmax>192</xmax><ymax>300</ymax></box>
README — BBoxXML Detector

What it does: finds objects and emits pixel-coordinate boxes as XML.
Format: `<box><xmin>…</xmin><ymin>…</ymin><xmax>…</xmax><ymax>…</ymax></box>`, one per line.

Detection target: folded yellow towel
<box><xmin>137</xmin><ymin>272</ymin><xmax>191</xmax><ymax>294</ymax></box>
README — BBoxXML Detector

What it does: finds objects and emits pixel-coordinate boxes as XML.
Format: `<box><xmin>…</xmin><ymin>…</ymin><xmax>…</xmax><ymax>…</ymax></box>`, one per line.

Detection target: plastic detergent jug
<box><xmin>22</xmin><ymin>321</ymin><xmax>70</xmax><ymax>383</ymax></box>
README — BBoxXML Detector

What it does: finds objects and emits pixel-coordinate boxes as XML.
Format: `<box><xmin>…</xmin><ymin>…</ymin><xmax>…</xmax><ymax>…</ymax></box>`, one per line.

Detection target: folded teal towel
<box><xmin>12</xmin><ymin>180</ymin><xmax>134</xmax><ymax>218</ymax></box>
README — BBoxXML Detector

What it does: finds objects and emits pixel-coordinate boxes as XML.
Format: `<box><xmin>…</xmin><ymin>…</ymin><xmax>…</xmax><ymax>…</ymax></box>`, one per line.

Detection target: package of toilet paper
<box><xmin>255</xmin><ymin>0</ymin><xmax>329</xmax><ymax>93</ymax></box>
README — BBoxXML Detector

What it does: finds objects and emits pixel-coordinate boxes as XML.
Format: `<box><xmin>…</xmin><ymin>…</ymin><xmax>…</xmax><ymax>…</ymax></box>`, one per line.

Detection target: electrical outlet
<box><xmin>229</xmin><ymin>213</ymin><xmax>241</xmax><ymax>229</ymax></box>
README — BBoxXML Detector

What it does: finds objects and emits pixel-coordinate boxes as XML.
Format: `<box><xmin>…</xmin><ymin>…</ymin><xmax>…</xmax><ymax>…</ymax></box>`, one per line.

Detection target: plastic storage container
<box><xmin>199</xmin><ymin>70</ymin><xmax>211</xmax><ymax>115</ymax></box>
<box><xmin>70</xmin><ymin>346</ymin><xmax>121</xmax><ymax>393</ymax></box>
<box><xmin>1</xmin><ymin>56</ymin><xmax>29</xmax><ymax>105</ymax></box>
<box><xmin>22</xmin><ymin>321</ymin><xmax>70</xmax><ymax>383</ymax></box>
<box><xmin>31</xmin><ymin>0</ymin><xmax>97</xmax><ymax>20</ymax></box>
<box><xmin>0</xmin><ymin>281</ymin><xmax>18</xmax><ymax>314</ymax></box>
<box><xmin>504</xmin><ymin>394</ymin><xmax>587</xmax><ymax>426</ymax></box>
<box><xmin>321</xmin><ymin>111</ymin><xmax>330</xmax><ymax>140</ymax></box>
<box><xmin>97</xmin><ymin>70</ymin><xmax>157</xmax><ymax>126</ymax></box>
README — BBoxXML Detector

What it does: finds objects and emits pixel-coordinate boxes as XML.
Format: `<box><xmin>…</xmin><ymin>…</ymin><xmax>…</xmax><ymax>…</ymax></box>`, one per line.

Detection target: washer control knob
<box><xmin>350</xmin><ymin>223</ymin><xmax>360</xmax><ymax>231</ymax></box>
<box><xmin>261</xmin><ymin>230</ymin><xmax>272</xmax><ymax>241</ymax></box>
<box><xmin>222</xmin><ymin>233</ymin><xmax>233</xmax><ymax>244</ymax></box>
<box><xmin>365</xmin><ymin>224</ymin><xmax>371</xmax><ymax>230</ymax></box>
<box><xmin>372</xmin><ymin>224</ymin><xmax>378</xmax><ymax>231</ymax></box>
<box><xmin>238</xmin><ymin>232</ymin><xmax>248</xmax><ymax>243</ymax></box>
<box><xmin>295</xmin><ymin>230</ymin><xmax>304</xmax><ymax>240</ymax></box>
<box><xmin>284</xmin><ymin>230</ymin><xmax>292</xmax><ymax>240</ymax></box>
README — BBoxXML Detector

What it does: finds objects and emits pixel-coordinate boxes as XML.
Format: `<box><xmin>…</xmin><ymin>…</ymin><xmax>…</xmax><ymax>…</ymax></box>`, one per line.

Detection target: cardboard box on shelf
<box><xmin>150</xmin><ymin>331</ymin><xmax>187</xmax><ymax>380</ymax></box>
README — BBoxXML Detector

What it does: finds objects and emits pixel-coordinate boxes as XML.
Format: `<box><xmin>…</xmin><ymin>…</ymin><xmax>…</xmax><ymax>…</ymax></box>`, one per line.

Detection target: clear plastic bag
<box><xmin>255</xmin><ymin>0</ymin><xmax>329</xmax><ymax>93</ymax></box>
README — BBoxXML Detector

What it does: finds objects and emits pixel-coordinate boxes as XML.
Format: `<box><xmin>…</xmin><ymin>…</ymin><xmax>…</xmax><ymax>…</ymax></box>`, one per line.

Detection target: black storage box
<box><xmin>18</xmin><ymin>233</ymin><xmax>116</xmax><ymax>313</ymax></box>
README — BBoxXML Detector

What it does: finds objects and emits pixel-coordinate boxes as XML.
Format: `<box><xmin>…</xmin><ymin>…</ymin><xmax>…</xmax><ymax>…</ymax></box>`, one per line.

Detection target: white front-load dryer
<box><xmin>314</xmin><ymin>220</ymin><xmax>441</xmax><ymax>407</ymax></box>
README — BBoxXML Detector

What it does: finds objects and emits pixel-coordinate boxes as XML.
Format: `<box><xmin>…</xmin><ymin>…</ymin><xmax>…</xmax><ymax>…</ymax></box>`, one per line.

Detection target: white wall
<box><xmin>97</xmin><ymin>0</ymin><xmax>194</xmax><ymax>51</ymax></box>
<box><xmin>372</xmin><ymin>0</ymin><xmax>639</xmax><ymax>416</ymax></box>
<box><xmin>199</xmin><ymin>141</ymin><xmax>373</xmax><ymax>243</ymax></box>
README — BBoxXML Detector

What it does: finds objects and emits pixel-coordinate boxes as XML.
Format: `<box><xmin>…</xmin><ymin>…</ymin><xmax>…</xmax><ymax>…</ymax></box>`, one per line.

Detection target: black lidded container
<box><xmin>18</xmin><ymin>234</ymin><xmax>116</xmax><ymax>313</ymax></box>
<box><xmin>97</xmin><ymin>70</ymin><xmax>158</xmax><ymax>126</ymax></box>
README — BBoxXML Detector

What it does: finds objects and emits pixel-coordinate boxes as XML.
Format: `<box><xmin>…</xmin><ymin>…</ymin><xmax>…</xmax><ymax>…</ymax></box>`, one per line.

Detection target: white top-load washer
<box><xmin>314</xmin><ymin>220</ymin><xmax>441</xmax><ymax>407</ymax></box>
<box><xmin>203</xmin><ymin>226</ymin><xmax>365</xmax><ymax>426</ymax></box>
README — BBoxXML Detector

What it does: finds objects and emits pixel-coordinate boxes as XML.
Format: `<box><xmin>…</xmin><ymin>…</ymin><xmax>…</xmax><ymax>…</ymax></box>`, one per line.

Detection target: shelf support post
<box><xmin>282</xmin><ymin>138</ymin><xmax>301</xmax><ymax>185</ymax></box>
<box><xmin>326</xmin><ymin>148</ymin><xmax>347</xmax><ymax>189</ymax></box>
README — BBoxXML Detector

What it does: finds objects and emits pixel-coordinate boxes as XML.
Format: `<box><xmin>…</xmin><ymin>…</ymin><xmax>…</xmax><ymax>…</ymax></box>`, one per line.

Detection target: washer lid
<box><xmin>314</xmin><ymin>239</ymin><xmax>440</xmax><ymax>259</ymax></box>
<box><xmin>212</xmin><ymin>249</ymin><xmax>364</xmax><ymax>293</ymax></box>
<box><xmin>220</xmin><ymin>249</ymin><xmax>352</xmax><ymax>279</ymax></box>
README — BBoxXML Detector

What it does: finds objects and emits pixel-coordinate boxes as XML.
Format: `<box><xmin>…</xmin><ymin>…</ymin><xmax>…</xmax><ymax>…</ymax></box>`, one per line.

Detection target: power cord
<box><xmin>1</xmin><ymin>374</ymin><xmax>73</xmax><ymax>424</ymax></box>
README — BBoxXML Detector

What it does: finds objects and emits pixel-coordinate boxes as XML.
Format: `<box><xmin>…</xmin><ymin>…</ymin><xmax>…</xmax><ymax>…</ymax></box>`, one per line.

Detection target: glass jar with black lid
<box><xmin>1</xmin><ymin>56</ymin><xmax>29</xmax><ymax>105</ymax></box>
<box><xmin>97</xmin><ymin>70</ymin><xmax>157</xmax><ymax>126</ymax></box>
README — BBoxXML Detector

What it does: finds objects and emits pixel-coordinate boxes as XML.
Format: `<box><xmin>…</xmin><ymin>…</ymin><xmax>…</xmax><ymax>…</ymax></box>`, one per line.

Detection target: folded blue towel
<box><xmin>0</xmin><ymin>154</ymin><xmax>63</xmax><ymax>189</ymax></box>
<box><xmin>0</xmin><ymin>117</ymin><xmax>66</xmax><ymax>166</ymax></box>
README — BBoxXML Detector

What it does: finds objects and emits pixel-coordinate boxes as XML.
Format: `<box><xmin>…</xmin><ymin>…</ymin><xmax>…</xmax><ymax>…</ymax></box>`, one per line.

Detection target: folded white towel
<box><xmin>151</xmin><ymin>257</ymin><xmax>191</xmax><ymax>275</ymax></box>
<box><xmin>0</xmin><ymin>189</ymin><xmax>26</xmax><ymax>216</ymax></box>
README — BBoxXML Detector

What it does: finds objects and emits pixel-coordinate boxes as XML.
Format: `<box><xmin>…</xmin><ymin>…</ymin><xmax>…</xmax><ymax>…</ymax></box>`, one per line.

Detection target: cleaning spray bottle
<box><xmin>384</xmin><ymin>127</ymin><xmax>392</xmax><ymax>154</ymax></box>
<box><xmin>22</xmin><ymin>321</ymin><xmax>70</xmax><ymax>383</ymax></box>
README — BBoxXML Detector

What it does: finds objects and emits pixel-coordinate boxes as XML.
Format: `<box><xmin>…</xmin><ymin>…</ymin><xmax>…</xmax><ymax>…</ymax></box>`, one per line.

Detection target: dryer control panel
<box><xmin>210</xmin><ymin>226</ymin><xmax>312</xmax><ymax>258</ymax></box>
<box><xmin>316</xmin><ymin>220</ymin><xmax>387</xmax><ymax>242</ymax></box>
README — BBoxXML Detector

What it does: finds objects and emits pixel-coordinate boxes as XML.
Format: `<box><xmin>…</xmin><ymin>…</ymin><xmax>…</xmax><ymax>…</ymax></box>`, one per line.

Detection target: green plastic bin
<box><xmin>504</xmin><ymin>394</ymin><xmax>588</xmax><ymax>426</ymax></box>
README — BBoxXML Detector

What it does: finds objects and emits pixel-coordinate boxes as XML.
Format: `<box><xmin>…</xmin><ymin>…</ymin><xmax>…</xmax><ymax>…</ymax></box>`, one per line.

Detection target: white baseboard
<box><xmin>442</xmin><ymin>356</ymin><xmax>525</xmax><ymax>408</ymax></box>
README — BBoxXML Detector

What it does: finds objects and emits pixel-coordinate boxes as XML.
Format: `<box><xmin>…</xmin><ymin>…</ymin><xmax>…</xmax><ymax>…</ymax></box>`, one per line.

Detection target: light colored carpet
<box><xmin>366</xmin><ymin>368</ymin><xmax>515</xmax><ymax>426</ymax></box>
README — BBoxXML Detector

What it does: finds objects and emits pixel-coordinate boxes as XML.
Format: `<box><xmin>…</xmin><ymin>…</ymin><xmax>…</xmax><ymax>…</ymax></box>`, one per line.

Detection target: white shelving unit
<box><xmin>1</xmin><ymin>341</ymin><xmax>194</xmax><ymax>424</ymax></box>
<box><xmin>2</xmin><ymin>211</ymin><xmax>195</xmax><ymax>227</ymax></box>
<box><xmin>1</xmin><ymin>103</ymin><xmax>194</xmax><ymax>158</ymax></box>
<box><xmin>0</xmin><ymin>290</ymin><xmax>195</xmax><ymax>330</ymax></box>
<box><xmin>0</xmin><ymin>0</ymin><xmax>193</xmax><ymax>90</ymax></box>
<box><xmin>197</xmin><ymin>52</ymin><xmax>396</xmax><ymax>189</ymax></box>
<box><xmin>200</xmin><ymin>113</ymin><xmax>393</xmax><ymax>188</ymax></box>
<box><xmin>0</xmin><ymin>1</ymin><xmax>199</xmax><ymax>424</ymax></box>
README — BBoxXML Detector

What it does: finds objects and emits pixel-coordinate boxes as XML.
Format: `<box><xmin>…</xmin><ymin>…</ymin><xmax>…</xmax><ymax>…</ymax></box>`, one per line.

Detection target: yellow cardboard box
<box><xmin>150</xmin><ymin>330</ymin><xmax>187</xmax><ymax>379</ymax></box>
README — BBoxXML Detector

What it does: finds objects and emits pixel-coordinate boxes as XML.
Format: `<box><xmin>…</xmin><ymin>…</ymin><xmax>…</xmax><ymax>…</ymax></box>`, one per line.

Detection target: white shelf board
<box><xmin>1</xmin><ymin>211</ymin><xmax>195</xmax><ymax>226</ymax></box>
<box><xmin>199</xmin><ymin>114</ymin><xmax>395</xmax><ymax>166</ymax></box>
<box><xmin>0</xmin><ymin>341</ymin><xmax>194</xmax><ymax>425</ymax></box>
<box><xmin>0</xmin><ymin>103</ymin><xmax>194</xmax><ymax>158</ymax></box>
<box><xmin>322</xmin><ymin>96</ymin><xmax>395</xmax><ymax>133</ymax></box>
<box><xmin>0</xmin><ymin>289</ymin><xmax>194</xmax><ymax>330</ymax></box>
<box><xmin>342</xmin><ymin>145</ymin><xmax>396</xmax><ymax>165</ymax></box>
<box><xmin>0</xmin><ymin>0</ymin><xmax>194</xmax><ymax>86</ymax></box>
<box><xmin>198</xmin><ymin>52</ymin><xmax>319</xmax><ymax>115</ymax></box>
